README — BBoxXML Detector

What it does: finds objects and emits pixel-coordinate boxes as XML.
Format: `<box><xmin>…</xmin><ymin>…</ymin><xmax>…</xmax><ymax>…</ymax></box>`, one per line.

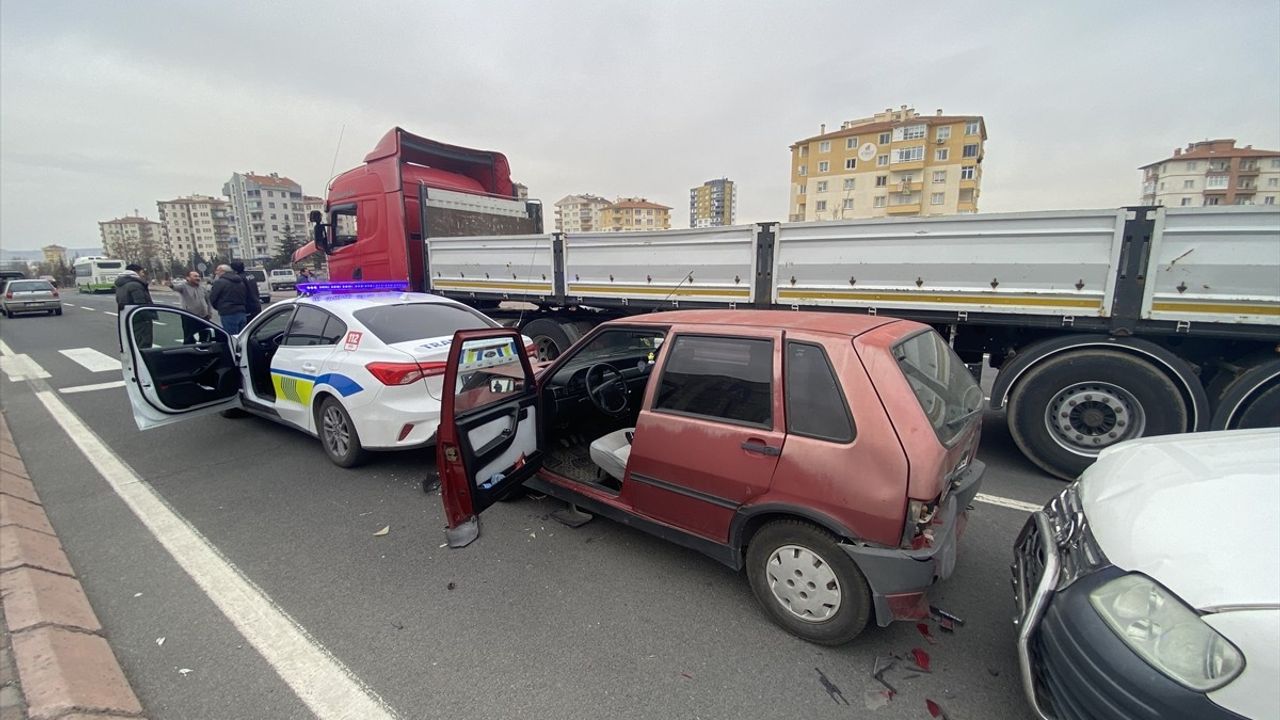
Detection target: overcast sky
<box><xmin>2</xmin><ymin>0</ymin><xmax>1278</xmax><ymax>251</ymax></box>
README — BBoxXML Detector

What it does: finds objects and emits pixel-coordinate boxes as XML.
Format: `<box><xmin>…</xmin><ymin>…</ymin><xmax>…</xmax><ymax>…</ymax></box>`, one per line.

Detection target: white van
<box><xmin>268</xmin><ymin>269</ymin><xmax>296</xmax><ymax>291</ymax></box>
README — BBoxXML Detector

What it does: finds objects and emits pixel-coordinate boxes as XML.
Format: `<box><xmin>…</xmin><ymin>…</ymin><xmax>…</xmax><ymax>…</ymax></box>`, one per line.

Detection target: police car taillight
<box><xmin>366</xmin><ymin>361</ymin><xmax>446</xmax><ymax>386</ymax></box>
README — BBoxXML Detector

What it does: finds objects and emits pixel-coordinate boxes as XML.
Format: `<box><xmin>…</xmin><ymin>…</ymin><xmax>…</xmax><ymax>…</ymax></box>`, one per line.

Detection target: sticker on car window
<box><xmin>458</xmin><ymin>338</ymin><xmax>520</xmax><ymax>372</ymax></box>
<box><xmin>344</xmin><ymin>331</ymin><xmax>362</xmax><ymax>351</ymax></box>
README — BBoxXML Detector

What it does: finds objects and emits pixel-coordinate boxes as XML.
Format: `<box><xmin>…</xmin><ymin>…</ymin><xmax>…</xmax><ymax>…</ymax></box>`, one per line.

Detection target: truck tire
<box><xmin>1210</xmin><ymin>359</ymin><xmax>1280</xmax><ymax>430</ymax></box>
<box><xmin>745</xmin><ymin>520</ymin><xmax>872</xmax><ymax>646</ymax></box>
<box><xmin>522</xmin><ymin>318</ymin><xmax>587</xmax><ymax>361</ymax></box>
<box><xmin>1007</xmin><ymin>349</ymin><xmax>1188</xmax><ymax>480</ymax></box>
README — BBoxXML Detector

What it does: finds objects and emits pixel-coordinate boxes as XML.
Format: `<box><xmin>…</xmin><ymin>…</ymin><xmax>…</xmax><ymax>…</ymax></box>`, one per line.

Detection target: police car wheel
<box><xmin>318</xmin><ymin>397</ymin><xmax>367</xmax><ymax>467</ymax></box>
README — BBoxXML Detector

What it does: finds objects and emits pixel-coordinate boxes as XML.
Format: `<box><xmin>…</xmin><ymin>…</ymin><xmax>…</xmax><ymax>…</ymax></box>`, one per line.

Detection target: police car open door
<box><xmin>119</xmin><ymin>305</ymin><xmax>241</xmax><ymax>429</ymax></box>
<box><xmin>437</xmin><ymin>328</ymin><xmax>542</xmax><ymax>548</ymax></box>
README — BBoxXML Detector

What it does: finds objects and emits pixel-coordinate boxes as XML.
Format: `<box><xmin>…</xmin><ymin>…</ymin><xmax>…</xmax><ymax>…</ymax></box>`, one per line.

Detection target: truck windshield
<box><xmin>892</xmin><ymin>330</ymin><xmax>983</xmax><ymax>445</ymax></box>
<box><xmin>352</xmin><ymin>303</ymin><xmax>497</xmax><ymax>345</ymax></box>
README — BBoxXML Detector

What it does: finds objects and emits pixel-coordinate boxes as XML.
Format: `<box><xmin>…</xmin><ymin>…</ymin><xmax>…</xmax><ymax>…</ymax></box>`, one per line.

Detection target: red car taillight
<box><xmin>365</xmin><ymin>360</ymin><xmax>447</xmax><ymax>386</ymax></box>
<box><xmin>3</xmin><ymin>292</ymin><xmax>11</xmax><ymax>299</ymax></box>
<box><xmin>51</xmin><ymin>289</ymin><xmax>59</xmax><ymax>298</ymax></box>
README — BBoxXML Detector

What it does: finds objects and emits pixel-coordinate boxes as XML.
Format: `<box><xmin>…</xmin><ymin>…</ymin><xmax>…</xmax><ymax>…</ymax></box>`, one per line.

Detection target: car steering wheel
<box><xmin>585</xmin><ymin>363</ymin><xmax>629</xmax><ymax>416</ymax></box>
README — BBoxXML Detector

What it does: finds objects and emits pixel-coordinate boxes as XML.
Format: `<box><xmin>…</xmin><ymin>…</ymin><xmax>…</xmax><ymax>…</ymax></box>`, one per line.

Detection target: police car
<box><xmin>117</xmin><ymin>281</ymin><xmax>528</xmax><ymax>466</ymax></box>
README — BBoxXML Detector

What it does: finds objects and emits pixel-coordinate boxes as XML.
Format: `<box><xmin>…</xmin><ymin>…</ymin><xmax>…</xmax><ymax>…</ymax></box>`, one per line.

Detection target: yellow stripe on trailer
<box><xmin>432</xmin><ymin>279</ymin><xmax>554</xmax><ymax>293</ymax></box>
<box><xmin>568</xmin><ymin>284</ymin><xmax>752</xmax><ymax>299</ymax></box>
<box><xmin>1151</xmin><ymin>300</ymin><xmax>1280</xmax><ymax>316</ymax></box>
<box><xmin>775</xmin><ymin>288</ymin><xmax>1103</xmax><ymax>309</ymax></box>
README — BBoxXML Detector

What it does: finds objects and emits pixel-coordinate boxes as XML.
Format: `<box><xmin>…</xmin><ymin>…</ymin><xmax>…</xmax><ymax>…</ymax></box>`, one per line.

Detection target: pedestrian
<box><xmin>295</xmin><ymin>267</ymin><xmax>310</xmax><ymax>294</ymax></box>
<box><xmin>208</xmin><ymin>263</ymin><xmax>249</xmax><ymax>334</ymax></box>
<box><xmin>114</xmin><ymin>263</ymin><xmax>155</xmax><ymax>348</ymax></box>
<box><xmin>229</xmin><ymin>260</ymin><xmax>262</xmax><ymax>319</ymax></box>
<box><xmin>171</xmin><ymin>270</ymin><xmax>212</xmax><ymax>343</ymax></box>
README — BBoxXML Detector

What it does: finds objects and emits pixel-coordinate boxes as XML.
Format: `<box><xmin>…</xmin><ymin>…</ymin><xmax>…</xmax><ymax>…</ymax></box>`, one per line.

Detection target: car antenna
<box><xmin>662</xmin><ymin>269</ymin><xmax>695</xmax><ymax>305</ymax></box>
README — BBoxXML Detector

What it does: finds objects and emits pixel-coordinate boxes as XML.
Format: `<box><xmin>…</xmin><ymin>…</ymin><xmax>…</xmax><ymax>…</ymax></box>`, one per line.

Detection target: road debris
<box><xmin>133</xmin><ymin>592</ymin><xmax>143</xmax><ymax>598</ymax></box>
<box><xmin>446</xmin><ymin>581</ymin><xmax>456</xmax><ymax>591</ymax></box>
<box><xmin>156</xmin><ymin>637</ymin><xmax>165</xmax><ymax>646</ymax></box>
<box><xmin>916</xmin><ymin>622</ymin><xmax>938</xmax><ymax>645</ymax></box>
<box><xmin>373</xmin><ymin>525</ymin><xmax>390</xmax><ymax>536</ymax></box>
<box><xmin>178</xmin><ymin>668</ymin><xmax>193</xmax><ymax>676</ymax></box>
<box><xmin>863</xmin><ymin>688</ymin><xmax>893</xmax><ymax>710</ymax></box>
<box><xmin>871</xmin><ymin>656</ymin><xmax>898</xmax><ymax>696</ymax></box>
<box><xmin>926</xmin><ymin>698</ymin><xmax>952</xmax><ymax>718</ymax></box>
<box><xmin>930</xmin><ymin>606</ymin><xmax>965</xmax><ymax>627</ymax></box>
<box><xmin>910</xmin><ymin>648</ymin><xmax>932</xmax><ymax>673</ymax></box>
<box><xmin>815</xmin><ymin>667</ymin><xmax>849</xmax><ymax>705</ymax></box>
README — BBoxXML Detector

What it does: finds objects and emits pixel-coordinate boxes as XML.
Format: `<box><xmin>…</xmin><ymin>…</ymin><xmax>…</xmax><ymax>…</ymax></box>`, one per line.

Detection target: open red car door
<box><xmin>437</xmin><ymin>328</ymin><xmax>543</xmax><ymax>547</ymax></box>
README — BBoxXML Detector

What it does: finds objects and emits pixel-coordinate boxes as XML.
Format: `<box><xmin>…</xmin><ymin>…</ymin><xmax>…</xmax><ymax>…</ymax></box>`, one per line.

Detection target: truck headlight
<box><xmin>1089</xmin><ymin>574</ymin><xmax>1244</xmax><ymax>692</ymax></box>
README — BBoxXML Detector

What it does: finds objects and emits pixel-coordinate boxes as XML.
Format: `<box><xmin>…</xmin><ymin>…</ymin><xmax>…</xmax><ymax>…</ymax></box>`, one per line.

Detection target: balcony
<box><xmin>886</xmin><ymin>203</ymin><xmax>921</xmax><ymax>215</ymax></box>
<box><xmin>1237</xmin><ymin>164</ymin><xmax>1260</xmax><ymax>176</ymax></box>
<box><xmin>1206</xmin><ymin>163</ymin><xmax>1231</xmax><ymax>173</ymax></box>
<box><xmin>889</xmin><ymin>159</ymin><xmax>925</xmax><ymax>172</ymax></box>
<box><xmin>894</xmin><ymin>180</ymin><xmax>923</xmax><ymax>193</ymax></box>
<box><xmin>1203</xmin><ymin>184</ymin><xmax>1229</xmax><ymax>194</ymax></box>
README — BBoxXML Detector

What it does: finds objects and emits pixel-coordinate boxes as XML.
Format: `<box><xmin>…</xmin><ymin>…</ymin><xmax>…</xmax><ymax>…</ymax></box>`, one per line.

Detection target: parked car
<box><xmin>1012</xmin><ymin>428</ymin><xmax>1279</xmax><ymax>720</ymax></box>
<box><xmin>432</xmin><ymin>310</ymin><xmax>986</xmax><ymax>645</ymax></box>
<box><xmin>117</xmin><ymin>283</ymin><xmax>524</xmax><ymax>467</ymax></box>
<box><xmin>2</xmin><ymin>279</ymin><xmax>62</xmax><ymax>317</ymax></box>
<box><xmin>269</xmin><ymin>268</ymin><xmax>296</xmax><ymax>291</ymax></box>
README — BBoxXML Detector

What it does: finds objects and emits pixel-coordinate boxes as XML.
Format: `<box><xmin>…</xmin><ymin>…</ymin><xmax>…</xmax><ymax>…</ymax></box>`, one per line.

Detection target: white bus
<box><xmin>74</xmin><ymin>257</ymin><xmax>125</xmax><ymax>293</ymax></box>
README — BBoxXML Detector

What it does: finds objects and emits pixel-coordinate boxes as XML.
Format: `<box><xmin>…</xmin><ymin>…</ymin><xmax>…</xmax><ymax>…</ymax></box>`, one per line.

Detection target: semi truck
<box><xmin>296</xmin><ymin>127</ymin><xmax>1280</xmax><ymax>479</ymax></box>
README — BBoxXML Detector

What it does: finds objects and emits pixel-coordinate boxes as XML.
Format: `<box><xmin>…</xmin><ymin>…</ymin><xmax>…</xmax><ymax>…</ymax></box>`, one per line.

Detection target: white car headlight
<box><xmin>1089</xmin><ymin>574</ymin><xmax>1244</xmax><ymax>692</ymax></box>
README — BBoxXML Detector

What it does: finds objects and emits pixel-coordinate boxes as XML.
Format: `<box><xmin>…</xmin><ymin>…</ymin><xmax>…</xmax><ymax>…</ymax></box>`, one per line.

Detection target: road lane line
<box><xmin>59</xmin><ymin>380</ymin><xmax>127</xmax><ymax>394</ymax></box>
<box><xmin>60</xmin><ymin>347</ymin><xmax>122</xmax><ymax>372</ymax></box>
<box><xmin>31</xmin><ymin>389</ymin><xmax>400</xmax><ymax>720</ymax></box>
<box><xmin>975</xmin><ymin>493</ymin><xmax>1042</xmax><ymax>513</ymax></box>
<box><xmin>103</xmin><ymin>311</ymin><xmax>118</xmax><ymax>316</ymax></box>
<box><xmin>0</xmin><ymin>339</ymin><xmax>52</xmax><ymax>380</ymax></box>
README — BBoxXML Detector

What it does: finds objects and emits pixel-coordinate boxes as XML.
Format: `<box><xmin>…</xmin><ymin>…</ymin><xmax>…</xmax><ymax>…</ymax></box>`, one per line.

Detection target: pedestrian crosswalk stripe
<box><xmin>60</xmin><ymin>347</ymin><xmax>122</xmax><ymax>372</ymax></box>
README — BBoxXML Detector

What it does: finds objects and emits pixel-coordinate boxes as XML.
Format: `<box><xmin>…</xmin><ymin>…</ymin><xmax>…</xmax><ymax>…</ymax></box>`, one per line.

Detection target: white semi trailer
<box><xmin>424</xmin><ymin>205</ymin><xmax>1280</xmax><ymax>479</ymax></box>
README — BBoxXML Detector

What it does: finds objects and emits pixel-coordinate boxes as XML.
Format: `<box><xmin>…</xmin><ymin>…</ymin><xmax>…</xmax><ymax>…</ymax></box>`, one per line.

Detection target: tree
<box><xmin>269</xmin><ymin>223</ymin><xmax>301</xmax><ymax>271</ymax></box>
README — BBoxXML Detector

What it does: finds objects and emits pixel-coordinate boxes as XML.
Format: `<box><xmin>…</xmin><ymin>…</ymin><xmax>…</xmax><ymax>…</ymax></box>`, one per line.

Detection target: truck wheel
<box><xmin>745</xmin><ymin>520</ymin><xmax>871</xmax><ymax>646</ymax></box>
<box><xmin>522</xmin><ymin>318</ymin><xmax>587</xmax><ymax>362</ymax></box>
<box><xmin>1210</xmin><ymin>359</ymin><xmax>1280</xmax><ymax>430</ymax></box>
<box><xmin>1007</xmin><ymin>350</ymin><xmax>1188</xmax><ymax>480</ymax></box>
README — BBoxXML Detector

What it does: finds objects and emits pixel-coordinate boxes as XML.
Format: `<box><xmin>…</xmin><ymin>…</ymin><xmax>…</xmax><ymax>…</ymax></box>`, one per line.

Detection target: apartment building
<box><xmin>789</xmin><ymin>105</ymin><xmax>986</xmax><ymax>221</ymax></box>
<box><xmin>223</xmin><ymin>172</ymin><xmax>306</xmax><ymax>260</ymax></box>
<box><xmin>1140</xmin><ymin>139</ymin><xmax>1280</xmax><ymax>207</ymax></box>
<box><xmin>41</xmin><ymin>245</ymin><xmax>67</xmax><ymax>265</ymax></box>
<box><xmin>553</xmin><ymin>194</ymin><xmax>612</xmax><ymax>232</ymax></box>
<box><xmin>98</xmin><ymin>215</ymin><xmax>163</xmax><ymax>263</ymax></box>
<box><xmin>598</xmin><ymin>198</ymin><xmax>672</xmax><ymax>232</ymax></box>
<box><xmin>157</xmin><ymin>195</ymin><xmax>234</xmax><ymax>263</ymax></box>
<box><xmin>690</xmin><ymin>178</ymin><xmax>737</xmax><ymax>228</ymax></box>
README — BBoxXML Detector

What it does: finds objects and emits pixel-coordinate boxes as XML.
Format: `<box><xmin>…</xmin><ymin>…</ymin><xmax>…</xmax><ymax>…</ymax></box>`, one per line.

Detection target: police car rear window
<box><xmin>352</xmin><ymin>303</ymin><xmax>496</xmax><ymax>345</ymax></box>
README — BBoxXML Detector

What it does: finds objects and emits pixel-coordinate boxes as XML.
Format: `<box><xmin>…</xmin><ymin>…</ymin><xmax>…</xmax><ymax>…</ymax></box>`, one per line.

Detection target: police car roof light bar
<box><xmin>296</xmin><ymin>280</ymin><xmax>411</xmax><ymax>295</ymax></box>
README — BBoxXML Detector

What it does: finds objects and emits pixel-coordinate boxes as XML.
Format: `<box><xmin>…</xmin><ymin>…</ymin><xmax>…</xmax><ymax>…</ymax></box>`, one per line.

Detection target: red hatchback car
<box><xmin>436</xmin><ymin>310</ymin><xmax>985</xmax><ymax>645</ymax></box>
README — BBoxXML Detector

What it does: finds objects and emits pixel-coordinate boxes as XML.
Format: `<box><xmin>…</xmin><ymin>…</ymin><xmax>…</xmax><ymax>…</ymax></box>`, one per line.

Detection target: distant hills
<box><xmin>0</xmin><ymin>247</ymin><xmax>103</xmax><ymax>264</ymax></box>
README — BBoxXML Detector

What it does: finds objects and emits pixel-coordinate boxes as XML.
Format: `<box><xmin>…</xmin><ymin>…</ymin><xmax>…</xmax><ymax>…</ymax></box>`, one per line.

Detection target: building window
<box><xmin>799</xmin><ymin>147</ymin><xmax>809</xmax><ymax>157</ymax></box>
<box><xmin>932</xmin><ymin>170</ymin><xmax>947</xmax><ymax>183</ymax></box>
<box><xmin>959</xmin><ymin>188</ymin><xmax>975</xmax><ymax>203</ymax></box>
<box><xmin>843</xmin><ymin>178</ymin><xmax>855</xmax><ymax>190</ymax></box>
<box><xmin>962</xmin><ymin>144</ymin><xmax>979</xmax><ymax>158</ymax></box>
<box><xmin>1271</xmin><ymin>159</ymin><xmax>1280</xmax><ymax>168</ymax></box>
<box><xmin>842</xmin><ymin>198</ymin><xmax>854</xmax><ymax>210</ymax></box>
<box><xmin>815</xmin><ymin>200</ymin><xmax>827</xmax><ymax>212</ymax></box>
<box><xmin>1204</xmin><ymin>197</ymin><xmax>1220</xmax><ymax>206</ymax></box>
<box><xmin>961</xmin><ymin>166</ymin><xmax>975</xmax><ymax>180</ymax></box>
<box><xmin>1206</xmin><ymin>175</ymin><xmax>1228</xmax><ymax>189</ymax></box>
<box><xmin>935</xmin><ymin>148</ymin><xmax>950</xmax><ymax>161</ymax></box>
<box><xmin>931</xmin><ymin>192</ymin><xmax>945</xmax><ymax>206</ymax></box>
<box><xmin>893</xmin><ymin>146</ymin><xmax>924</xmax><ymax>163</ymax></box>
<box><xmin>936</xmin><ymin>126</ymin><xmax>951</xmax><ymax>141</ymax></box>
<box><xmin>1183</xmin><ymin>179</ymin><xmax>1195</xmax><ymax>189</ymax></box>
<box><xmin>1265</xmin><ymin>196</ymin><xmax>1276</xmax><ymax>205</ymax></box>
<box><xmin>876</xmin><ymin>154</ymin><xmax>889</xmax><ymax>167</ymax></box>
<box><xmin>874</xmin><ymin>196</ymin><xmax>887</xmax><ymax>208</ymax></box>
<box><xmin>816</xmin><ymin>181</ymin><xmax>828</xmax><ymax>192</ymax></box>
<box><xmin>845</xmin><ymin>137</ymin><xmax>858</xmax><ymax>149</ymax></box>
<box><xmin>272</xmin><ymin>224</ymin><xmax>278</xmax><ymax>230</ymax></box>
<box><xmin>797</xmin><ymin>185</ymin><xmax>806</xmax><ymax>195</ymax></box>
<box><xmin>1268</xmin><ymin>178</ymin><xmax>1279</xmax><ymax>187</ymax></box>
<box><xmin>845</xmin><ymin>158</ymin><xmax>857</xmax><ymax>170</ymax></box>
<box><xmin>798</xmin><ymin>165</ymin><xmax>807</xmax><ymax>176</ymax></box>
<box><xmin>1235</xmin><ymin>197</ymin><xmax>1255</xmax><ymax>205</ymax></box>
<box><xmin>1187</xmin><ymin>161</ymin><xmax>1198</xmax><ymax>171</ymax></box>
<box><xmin>895</xmin><ymin>124</ymin><xmax>926</xmax><ymax>141</ymax></box>
<box><xmin>875</xmin><ymin>175</ymin><xmax>888</xmax><ymax>187</ymax></box>
<box><xmin>965</xmin><ymin>121</ymin><xmax>979</xmax><ymax>135</ymax></box>
<box><xmin>818</xmin><ymin>161</ymin><xmax>830</xmax><ymax>172</ymax></box>
<box><xmin>819</xmin><ymin>141</ymin><xmax>831</xmax><ymax>153</ymax></box>
<box><xmin>878</xmin><ymin>132</ymin><xmax>891</xmax><ymax>145</ymax></box>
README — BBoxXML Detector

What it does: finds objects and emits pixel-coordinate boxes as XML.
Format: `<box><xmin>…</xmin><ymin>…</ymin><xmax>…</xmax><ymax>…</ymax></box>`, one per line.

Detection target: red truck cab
<box><xmin>434</xmin><ymin>310</ymin><xmax>985</xmax><ymax>645</ymax></box>
<box><xmin>296</xmin><ymin>128</ymin><xmax>541</xmax><ymax>288</ymax></box>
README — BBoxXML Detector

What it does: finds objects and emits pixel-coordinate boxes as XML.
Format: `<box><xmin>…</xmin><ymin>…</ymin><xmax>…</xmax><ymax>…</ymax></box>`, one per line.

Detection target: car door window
<box><xmin>320</xmin><ymin>315</ymin><xmax>348</xmax><ymax>345</ymax></box>
<box><xmin>249</xmin><ymin>308</ymin><xmax>293</xmax><ymax>343</ymax></box>
<box><xmin>785</xmin><ymin>342</ymin><xmax>855</xmax><ymax>442</ymax></box>
<box><xmin>283</xmin><ymin>306</ymin><xmax>335</xmax><ymax>346</ymax></box>
<box><xmin>654</xmin><ymin>335</ymin><xmax>773</xmax><ymax>428</ymax></box>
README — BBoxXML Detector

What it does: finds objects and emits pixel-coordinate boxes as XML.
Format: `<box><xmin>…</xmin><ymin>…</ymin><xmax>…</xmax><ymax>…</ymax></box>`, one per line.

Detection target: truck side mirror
<box><xmin>311</xmin><ymin>212</ymin><xmax>331</xmax><ymax>254</ymax></box>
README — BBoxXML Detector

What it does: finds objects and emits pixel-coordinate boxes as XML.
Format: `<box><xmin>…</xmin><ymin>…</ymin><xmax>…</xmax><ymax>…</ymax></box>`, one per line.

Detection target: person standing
<box><xmin>229</xmin><ymin>261</ymin><xmax>262</xmax><ymax>319</ymax></box>
<box><xmin>208</xmin><ymin>264</ymin><xmax>249</xmax><ymax>334</ymax></box>
<box><xmin>115</xmin><ymin>263</ymin><xmax>154</xmax><ymax>348</ymax></box>
<box><xmin>171</xmin><ymin>270</ymin><xmax>212</xmax><ymax>343</ymax></box>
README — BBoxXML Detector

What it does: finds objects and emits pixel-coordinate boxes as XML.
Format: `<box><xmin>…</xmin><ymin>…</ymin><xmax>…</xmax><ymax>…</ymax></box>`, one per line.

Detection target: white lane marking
<box><xmin>103</xmin><ymin>311</ymin><xmax>118</xmax><ymax>316</ymax></box>
<box><xmin>58</xmin><ymin>380</ymin><xmax>127</xmax><ymax>394</ymax></box>
<box><xmin>31</xmin><ymin>389</ymin><xmax>399</xmax><ymax>720</ymax></box>
<box><xmin>975</xmin><ymin>493</ymin><xmax>1043</xmax><ymax>513</ymax></box>
<box><xmin>78</xmin><ymin>305</ymin><xmax>95</xmax><ymax>310</ymax></box>
<box><xmin>0</xmin><ymin>339</ymin><xmax>52</xmax><ymax>380</ymax></box>
<box><xmin>60</xmin><ymin>347</ymin><xmax>122</xmax><ymax>372</ymax></box>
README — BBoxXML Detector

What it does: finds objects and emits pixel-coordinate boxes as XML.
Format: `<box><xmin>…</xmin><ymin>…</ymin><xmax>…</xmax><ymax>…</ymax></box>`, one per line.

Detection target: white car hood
<box><xmin>1080</xmin><ymin>428</ymin><xmax>1280</xmax><ymax>610</ymax></box>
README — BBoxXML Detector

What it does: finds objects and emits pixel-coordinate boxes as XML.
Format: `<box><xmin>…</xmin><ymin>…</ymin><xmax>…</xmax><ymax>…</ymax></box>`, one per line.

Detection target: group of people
<box><xmin>114</xmin><ymin>261</ymin><xmax>272</xmax><ymax>345</ymax></box>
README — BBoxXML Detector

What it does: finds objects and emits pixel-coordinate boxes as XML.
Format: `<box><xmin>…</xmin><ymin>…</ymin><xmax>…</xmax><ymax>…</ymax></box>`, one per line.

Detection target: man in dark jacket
<box><xmin>229</xmin><ymin>261</ymin><xmax>262</xmax><ymax>319</ymax></box>
<box><xmin>208</xmin><ymin>264</ymin><xmax>249</xmax><ymax>333</ymax></box>
<box><xmin>115</xmin><ymin>264</ymin><xmax>154</xmax><ymax>348</ymax></box>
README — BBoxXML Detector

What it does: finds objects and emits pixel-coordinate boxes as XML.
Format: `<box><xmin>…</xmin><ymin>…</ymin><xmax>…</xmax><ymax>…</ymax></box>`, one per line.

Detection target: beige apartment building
<box><xmin>157</xmin><ymin>195</ymin><xmax>234</xmax><ymax>263</ymax></box>
<box><xmin>789</xmin><ymin>105</ymin><xmax>987</xmax><ymax>221</ymax></box>
<box><xmin>223</xmin><ymin>172</ymin><xmax>306</xmax><ymax>260</ymax></box>
<box><xmin>690</xmin><ymin>178</ymin><xmax>737</xmax><ymax>227</ymax></box>
<box><xmin>598</xmin><ymin>198</ymin><xmax>672</xmax><ymax>232</ymax></box>
<box><xmin>1140</xmin><ymin>139</ymin><xmax>1280</xmax><ymax>207</ymax></box>
<box><xmin>41</xmin><ymin>244</ymin><xmax>67</xmax><ymax>265</ymax></box>
<box><xmin>98</xmin><ymin>216</ymin><xmax>164</xmax><ymax>263</ymax></box>
<box><xmin>553</xmin><ymin>194</ymin><xmax>612</xmax><ymax>232</ymax></box>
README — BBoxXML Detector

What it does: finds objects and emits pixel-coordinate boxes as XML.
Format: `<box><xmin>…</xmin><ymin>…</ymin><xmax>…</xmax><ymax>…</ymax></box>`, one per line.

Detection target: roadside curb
<box><xmin>0</xmin><ymin>413</ymin><xmax>146</xmax><ymax>720</ymax></box>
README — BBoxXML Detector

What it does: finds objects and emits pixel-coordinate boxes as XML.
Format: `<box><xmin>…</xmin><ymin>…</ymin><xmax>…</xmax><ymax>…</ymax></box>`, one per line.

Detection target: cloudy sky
<box><xmin>2</xmin><ymin>0</ymin><xmax>1278</xmax><ymax>251</ymax></box>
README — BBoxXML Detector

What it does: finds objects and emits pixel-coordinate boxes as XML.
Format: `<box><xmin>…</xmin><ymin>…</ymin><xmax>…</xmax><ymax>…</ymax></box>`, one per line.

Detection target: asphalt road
<box><xmin>0</xmin><ymin>288</ymin><xmax>1065</xmax><ymax>720</ymax></box>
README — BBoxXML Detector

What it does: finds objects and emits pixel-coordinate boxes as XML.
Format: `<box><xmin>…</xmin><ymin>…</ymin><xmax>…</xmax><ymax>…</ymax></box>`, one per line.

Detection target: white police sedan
<box><xmin>117</xmin><ymin>281</ymin><xmax>528</xmax><ymax>466</ymax></box>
